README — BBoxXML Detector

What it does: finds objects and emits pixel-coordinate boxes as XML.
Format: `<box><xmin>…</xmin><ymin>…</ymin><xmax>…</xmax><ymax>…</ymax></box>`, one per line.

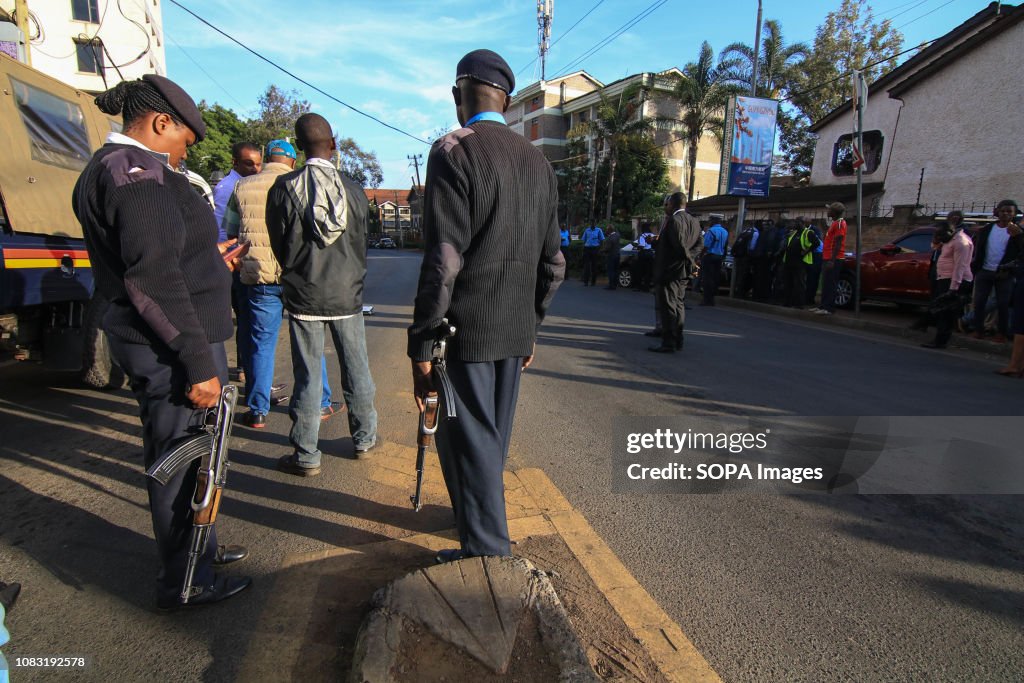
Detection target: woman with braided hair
<box><xmin>73</xmin><ymin>75</ymin><xmax>252</xmax><ymax>610</ymax></box>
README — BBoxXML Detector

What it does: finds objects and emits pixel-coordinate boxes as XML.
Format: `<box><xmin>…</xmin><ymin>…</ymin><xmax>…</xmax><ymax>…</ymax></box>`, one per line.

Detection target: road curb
<box><xmin>715</xmin><ymin>296</ymin><xmax>1013</xmax><ymax>358</ymax></box>
<box><xmin>515</xmin><ymin>468</ymin><xmax>722</xmax><ymax>682</ymax></box>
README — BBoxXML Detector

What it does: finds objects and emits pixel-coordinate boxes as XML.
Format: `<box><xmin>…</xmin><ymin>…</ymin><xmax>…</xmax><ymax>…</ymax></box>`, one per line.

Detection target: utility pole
<box><xmin>729</xmin><ymin>0</ymin><xmax>762</xmax><ymax>298</ymax></box>
<box><xmin>407</xmin><ymin>153</ymin><xmax>423</xmax><ymax>188</ymax></box>
<box><xmin>537</xmin><ymin>0</ymin><xmax>553</xmax><ymax>81</ymax></box>
<box><xmin>14</xmin><ymin>0</ymin><xmax>32</xmax><ymax>66</ymax></box>
<box><xmin>393</xmin><ymin>189</ymin><xmax>405</xmax><ymax>249</ymax></box>
<box><xmin>853</xmin><ymin>70</ymin><xmax>867</xmax><ymax>317</ymax></box>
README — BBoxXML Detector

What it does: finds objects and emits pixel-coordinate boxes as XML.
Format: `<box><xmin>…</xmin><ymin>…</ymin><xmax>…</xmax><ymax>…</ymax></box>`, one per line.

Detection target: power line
<box><xmin>896</xmin><ymin>0</ymin><xmax>960</xmax><ymax>30</ymax></box>
<box><xmin>166</xmin><ymin>0</ymin><xmax>429</xmax><ymax>145</ymax></box>
<box><xmin>166</xmin><ymin>33</ymin><xmax>246</xmax><ymax>110</ymax></box>
<box><xmin>882</xmin><ymin>0</ymin><xmax>935</xmax><ymax>21</ymax></box>
<box><xmin>516</xmin><ymin>0</ymin><xmax>608</xmax><ymax>77</ymax></box>
<box><xmin>550</xmin><ymin>0</ymin><xmax>669</xmax><ymax>80</ymax></box>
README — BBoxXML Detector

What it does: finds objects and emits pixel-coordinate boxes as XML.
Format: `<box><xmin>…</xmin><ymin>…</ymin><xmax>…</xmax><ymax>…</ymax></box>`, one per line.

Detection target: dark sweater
<box><xmin>408</xmin><ymin>120</ymin><xmax>565</xmax><ymax>362</ymax></box>
<box><xmin>72</xmin><ymin>143</ymin><xmax>232</xmax><ymax>384</ymax></box>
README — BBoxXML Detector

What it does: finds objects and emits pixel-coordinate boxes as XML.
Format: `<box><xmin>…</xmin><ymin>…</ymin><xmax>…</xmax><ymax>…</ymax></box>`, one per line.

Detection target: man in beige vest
<box><xmin>223</xmin><ymin>140</ymin><xmax>337</xmax><ymax>428</ymax></box>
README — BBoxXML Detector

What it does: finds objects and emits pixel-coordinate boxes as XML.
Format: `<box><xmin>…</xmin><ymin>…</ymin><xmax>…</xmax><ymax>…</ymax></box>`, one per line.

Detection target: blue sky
<box><xmin>164</xmin><ymin>0</ymin><xmax>988</xmax><ymax>187</ymax></box>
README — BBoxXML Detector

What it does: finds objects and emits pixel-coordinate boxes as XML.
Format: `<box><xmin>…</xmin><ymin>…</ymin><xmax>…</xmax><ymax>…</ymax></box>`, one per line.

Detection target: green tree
<box><xmin>718</xmin><ymin>19</ymin><xmax>808</xmax><ymax>99</ymax></box>
<box><xmin>785</xmin><ymin>0</ymin><xmax>903</xmax><ymax>179</ymax></box>
<box><xmin>673</xmin><ymin>42</ymin><xmax>741</xmax><ymax>201</ymax></box>
<box><xmin>555</xmin><ymin>135</ymin><xmax>593</xmax><ymax>228</ymax></box>
<box><xmin>593</xmin><ymin>135</ymin><xmax>670</xmax><ymax>223</ymax></box>
<box><xmin>337</xmin><ymin>136</ymin><xmax>384</xmax><ymax>188</ymax></box>
<box><xmin>187</xmin><ymin>101</ymin><xmax>247</xmax><ymax>180</ymax></box>
<box><xmin>244</xmin><ymin>85</ymin><xmax>311</xmax><ymax>149</ymax></box>
<box><xmin>581</xmin><ymin>84</ymin><xmax>655</xmax><ymax>222</ymax></box>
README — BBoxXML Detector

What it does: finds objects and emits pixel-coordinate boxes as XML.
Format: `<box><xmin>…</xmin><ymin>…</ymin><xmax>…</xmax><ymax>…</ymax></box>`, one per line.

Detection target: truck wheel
<box><xmin>81</xmin><ymin>296</ymin><xmax>125</xmax><ymax>390</ymax></box>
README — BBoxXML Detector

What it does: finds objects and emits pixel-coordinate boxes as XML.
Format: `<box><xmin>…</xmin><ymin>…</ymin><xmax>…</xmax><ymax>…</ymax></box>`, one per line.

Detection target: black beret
<box><xmin>456</xmin><ymin>49</ymin><xmax>515</xmax><ymax>95</ymax></box>
<box><xmin>142</xmin><ymin>74</ymin><xmax>207</xmax><ymax>142</ymax></box>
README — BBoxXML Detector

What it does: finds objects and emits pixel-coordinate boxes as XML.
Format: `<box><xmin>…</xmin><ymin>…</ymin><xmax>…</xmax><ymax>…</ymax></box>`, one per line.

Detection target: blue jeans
<box><xmin>246</xmin><ymin>284</ymin><xmax>331</xmax><ymax>415</ymax></box>
<box><xmin>288</xmin><ymin>315</ymin><xmax>377</xmax><ymax>466</ymax></box>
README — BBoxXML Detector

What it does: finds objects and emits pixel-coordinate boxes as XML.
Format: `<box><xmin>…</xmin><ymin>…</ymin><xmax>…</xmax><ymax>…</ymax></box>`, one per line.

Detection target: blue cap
<box><xmin>266</xmin><ymin>139</ymin><xmax>296</xmax><ymax>159</ymax></box>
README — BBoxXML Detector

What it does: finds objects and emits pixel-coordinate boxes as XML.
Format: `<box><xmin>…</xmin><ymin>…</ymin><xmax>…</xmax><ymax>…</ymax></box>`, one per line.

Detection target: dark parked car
<box><xmin>617</xmin><ymin>242</ymin><xmax>732</xmax><ymax>290</ymax></box>
<box><xmin>834</xmin><ymin>224</ymin><xmax>980</xmax><ymax>308</ymax></box>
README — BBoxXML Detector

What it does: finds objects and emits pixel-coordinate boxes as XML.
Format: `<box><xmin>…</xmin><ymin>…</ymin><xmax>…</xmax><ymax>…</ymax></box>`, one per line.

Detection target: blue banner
<box><xmin>726</xmin><ymin>96</ymin><xmax>778</xmax><ymax>198</ymax></box>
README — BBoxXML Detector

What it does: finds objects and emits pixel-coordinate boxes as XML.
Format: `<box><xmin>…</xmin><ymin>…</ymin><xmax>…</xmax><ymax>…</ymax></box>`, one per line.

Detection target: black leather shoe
<box><xmin>643</xmin><ymin>329</ymin><xmax>663</xmax><ymax>337</ymax></box>
<box><xmin>354</xmin><ymin>441</ymin><xmax>378</xmax><ymax>459</ymax></box>
<box><xmin>157</xmin><ymin>574</ymin><xmax>252</xmax><ymax>612</ymax></box>
<box><xmin>243</xmin><ymin>412</ymin><xmax>266</xmax><ymax>429</ymax></box>
<box><xmin>0</xmin><ymin>581</ymin><xmax>21</xmax><ymax>611</ymax></box>
<box><xmin>435</xmin><ymin>548</ymin><xmax>466</xmax><ymax>564</ymax></box>
<box><xmin>648</xmin><ymin>345</ymin><xmax>676</xmax><ymax>353</ymax></box>
<box><xmin>213</xmin><ymin>544</ymin><xmax>248</xmax><ymax>567</ymax></box>
<box><xmin>277</xmin><ymin>454</ymin><xmax>320</xmax><ymax>477</ymax></box>
<box><xmin>920</xmin><ymin>342</ymin><xmax>947</xmax><ymax>349</ymax></box>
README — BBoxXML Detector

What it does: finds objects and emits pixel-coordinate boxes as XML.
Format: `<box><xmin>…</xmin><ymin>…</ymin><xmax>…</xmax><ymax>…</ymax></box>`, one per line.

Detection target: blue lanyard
<box><xmin>465</xmin><ymin>111</ymin><xmax>507</xmax><ymax>126</ymax></box>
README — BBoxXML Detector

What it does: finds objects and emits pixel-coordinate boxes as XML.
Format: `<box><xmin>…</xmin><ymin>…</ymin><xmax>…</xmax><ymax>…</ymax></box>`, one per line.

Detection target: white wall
<box><xmin>2</xmin><ymin>0</ymin><xmax>166</xmax><ymax>91</ymax></box>
<box><xmin>809</xmin><ymin>94</ymin><xmax>903</xmax><ymax>187</ymax></box>
<box><xmin>883</xmin><ymin>21</ymin><xmax>1024</xmax><ymax>208</ymax></box>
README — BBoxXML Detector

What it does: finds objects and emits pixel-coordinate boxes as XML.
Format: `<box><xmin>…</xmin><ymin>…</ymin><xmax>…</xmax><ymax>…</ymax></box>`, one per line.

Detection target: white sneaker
<box><xmin>808</xmin><ymin>307</ymin><xmax>822</xmax><ymax>313</ymax></box>
<box><xmin>814</xmin><ymin>309</ymin><xmax>832</xmax><ymax>315</ymax></box>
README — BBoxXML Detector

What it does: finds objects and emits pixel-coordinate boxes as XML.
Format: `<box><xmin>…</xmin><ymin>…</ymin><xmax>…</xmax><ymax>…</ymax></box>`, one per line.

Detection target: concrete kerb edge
<box><xmin>514</xmin><ymin>468</ymin><xmax>723</xmax><ymax>683</ymax></box>
<box><xmin>716</xmin><ymin>296</ymin><xmax>1013</xmax><ymax>358</ymax></box>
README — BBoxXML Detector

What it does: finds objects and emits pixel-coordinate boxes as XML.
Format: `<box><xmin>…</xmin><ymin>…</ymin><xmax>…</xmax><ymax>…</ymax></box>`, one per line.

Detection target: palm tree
<box><xmin>580</xmin><ymin>83</ymin><xmax>655</xmax><ymax>222</ymax></box>
<box><xmin>673</xmin><ymin>42</ymin><xmax>740</xmax><ymax>202</ymax></box>
<box><xmin>718</xmin><ymin>19</ymin><xmax>808</xmax><ymax>99</ymax></box>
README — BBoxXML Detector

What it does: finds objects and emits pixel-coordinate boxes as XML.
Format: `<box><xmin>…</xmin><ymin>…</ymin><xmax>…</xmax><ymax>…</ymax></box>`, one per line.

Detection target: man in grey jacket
<box><xmin>267</xmin><ymin>114</ymin><xmax>378</xmax><ymax>476</ymax></box>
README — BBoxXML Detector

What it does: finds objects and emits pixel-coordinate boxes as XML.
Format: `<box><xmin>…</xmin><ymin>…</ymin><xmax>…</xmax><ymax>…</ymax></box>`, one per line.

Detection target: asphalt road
<box><xmin>1</xmin><ymin>249</ymin><xmax>1021</xmax><ymax>682</ymax></box>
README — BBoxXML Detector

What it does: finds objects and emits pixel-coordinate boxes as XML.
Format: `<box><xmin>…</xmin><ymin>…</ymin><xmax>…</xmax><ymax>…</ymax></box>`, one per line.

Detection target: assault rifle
<box><xmin>411</xmin><ymin>320</ymin><xmax>457</xmax><ymax>511</ymax></box>
<box><xmin>146</xmin><ymin>384</ymin><xmax>238</xmax><ymax>603</ymax></box>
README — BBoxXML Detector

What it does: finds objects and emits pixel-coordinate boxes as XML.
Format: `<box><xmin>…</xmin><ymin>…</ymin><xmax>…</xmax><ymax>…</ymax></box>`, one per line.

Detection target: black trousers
<box><xmin>655</xmin><ymin>279</ymin><xmax>686</xmax><ymax>348</ymax></box>
<box><xmin>701</xmin><ymin>253</ymin><xmax>723</xmax><ymax>304</ymax></box>
<box><xmin>806</xmin><ymin>255</ymin><xmax>823</xmax><ymax>305</ymax></box>
<box><xmin>108</xmin><ymin>336</ymin><xmax>227</xmax><ymax>600</ymax></box>
<box><xmin>819</xmin><ymin>260</ymin><xmax>841</xmax><ymax>311</ymax></box>
<box><xmin>436</xmin><ymin>358</ymin><xmax>523</xmax><ymax>557</ymax></box>
<box><xmin>752</xmin><ymin>256</ymin><xmax>772</xmax><ymax>301</ymax></box>
<box><xmin>783</xmin><ymin>264</ymin><xmax>807</xmax><ymax>308</ymax></box>
<box><xmin>582</xmin><ymin>247</ymin><xmax>600</xmax><ymax>285</ymax></box>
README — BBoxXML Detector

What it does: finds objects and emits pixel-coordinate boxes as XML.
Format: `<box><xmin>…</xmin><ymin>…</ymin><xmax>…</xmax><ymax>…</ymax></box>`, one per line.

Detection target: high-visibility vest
<box><xmin>786</xmin><ymin>228</ymin><xmax>814</xmax><ymax>265</ymax></box>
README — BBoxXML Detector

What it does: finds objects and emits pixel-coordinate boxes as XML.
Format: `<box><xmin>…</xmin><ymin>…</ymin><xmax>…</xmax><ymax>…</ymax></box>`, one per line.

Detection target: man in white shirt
<box><xmin>969</xmin><ymin>199</ymin><xmax>1023</xmax><ymax>343</ymax></box>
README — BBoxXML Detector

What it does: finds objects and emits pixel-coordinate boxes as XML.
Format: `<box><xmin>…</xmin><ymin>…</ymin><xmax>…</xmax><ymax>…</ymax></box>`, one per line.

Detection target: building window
<box><xmin>530</xmin><ymin>96</ymin><xmax>541</xmax><ymax>113</ymax></box>
<box><xmin>71</xmin><ymin>0</ymin><xmax>100</xmax><ymax>23</ymax></box>
<box><xmin>10</xmin><ymin>77</ymin><xmax>90</xmax><ymax>171</ymax></box>
<box><xmin>74</xmin><ymin>38</ymin><xmax>104</xmax><ymax>74</ymax></box>
<box><xmin>529</xmin><ymin>120</ymin><xmax>540</xmax><ymax>141</ymax></box>
<box><xmin>831</xmin><ymin>130</ymin><xmax>884</xmax><ymax>176</ymax></box>
<box><xmin>579</xmin><ymin>111</ymin><xmax>588</xmax><ymax>124</ymax></box>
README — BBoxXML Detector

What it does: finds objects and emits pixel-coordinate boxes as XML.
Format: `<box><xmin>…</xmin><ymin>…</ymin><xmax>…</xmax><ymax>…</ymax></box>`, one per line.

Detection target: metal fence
<box><xmin>869</xmin><ymin>200</ymin><xmax>998</xmax><ymax>219</ymax></box>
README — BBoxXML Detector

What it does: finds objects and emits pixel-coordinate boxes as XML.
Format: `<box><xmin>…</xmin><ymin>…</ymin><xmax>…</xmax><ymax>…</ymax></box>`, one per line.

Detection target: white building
<box><xmin>0</xmin><ymin>0</ymin><xmax>166</xmax><ymax>92</ymax></box>
<box><xmin>809</xmin><ymin>2</ymin><xmax>1023</xmax><ymax>213</ymax></box>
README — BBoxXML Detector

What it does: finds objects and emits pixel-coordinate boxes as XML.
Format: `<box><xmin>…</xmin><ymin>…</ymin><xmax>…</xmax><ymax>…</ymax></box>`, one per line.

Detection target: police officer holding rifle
<box><xmin>408</xmin><ymin>50</ymin><xmax>565</xmax><ymax>563</ymax></box>
<box><xmin>73</xmin><ymin>75</ymin><xmax>251</xmax><ymax>610</ymax></box>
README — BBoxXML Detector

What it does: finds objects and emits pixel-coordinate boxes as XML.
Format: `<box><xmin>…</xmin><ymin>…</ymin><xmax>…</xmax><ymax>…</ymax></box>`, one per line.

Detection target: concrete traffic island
<box><xmin>349</xmin><ymin>555</ymin><xmax>600</xmax><ymax>682</ymax></box>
